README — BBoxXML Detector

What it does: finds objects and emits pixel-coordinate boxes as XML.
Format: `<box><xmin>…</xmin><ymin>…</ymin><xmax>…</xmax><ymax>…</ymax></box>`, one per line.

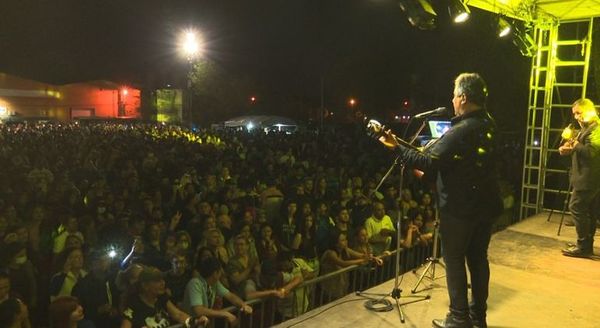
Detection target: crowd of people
<box><xmin>0</xmin><ymin>120</ymin><xmax>515</xmax><ymax>327</ymax></box>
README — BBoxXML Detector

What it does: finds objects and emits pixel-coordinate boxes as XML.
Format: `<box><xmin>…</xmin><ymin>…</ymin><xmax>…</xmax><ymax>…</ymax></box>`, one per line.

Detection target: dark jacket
<box><xmin>71</xmin><ymin>272</ymin><xmax>120</xmax><ymax>327</ymax></box>
<box><xmin>395</xmin><ymin>109</ymin><xmax>503</xmax><ymax>220</ymax></box>
<box><xmin>570</xmin><ymin>121</ymin><xmax>600</xmax><ymax>191</ymax></box>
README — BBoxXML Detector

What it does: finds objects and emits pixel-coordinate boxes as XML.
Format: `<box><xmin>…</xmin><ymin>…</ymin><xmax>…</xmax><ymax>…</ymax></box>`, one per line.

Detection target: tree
<box><xmin>189</xmin><ymin>59</ymin><xmax>257</xmax><ymax>124</ymax></box>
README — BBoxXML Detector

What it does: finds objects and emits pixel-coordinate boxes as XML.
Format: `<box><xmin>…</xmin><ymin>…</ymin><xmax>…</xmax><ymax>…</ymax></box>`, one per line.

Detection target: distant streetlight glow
<box><xmin>349</xmin><ymin>98</ymin><xmax>357</xmax><ymax>107</ymax></box>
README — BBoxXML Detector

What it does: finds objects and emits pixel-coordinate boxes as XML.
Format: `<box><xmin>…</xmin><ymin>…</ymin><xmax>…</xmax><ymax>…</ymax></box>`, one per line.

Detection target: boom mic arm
<box><xmin>413</xmin><ymin>107</ymin><xmax>447</xmax><ymax>119</ymax></box>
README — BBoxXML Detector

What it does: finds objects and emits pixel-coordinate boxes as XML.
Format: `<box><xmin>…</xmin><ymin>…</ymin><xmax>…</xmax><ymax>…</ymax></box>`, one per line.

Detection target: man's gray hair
<box><xmin>572</xmin><ymin>98</ymin><xmax>596</xmax><ymax>111</ymax></box>
<box><xmin>454</xmin><ymin>73</ymin><xmax>488</xmax><ymax>107</ymax></box>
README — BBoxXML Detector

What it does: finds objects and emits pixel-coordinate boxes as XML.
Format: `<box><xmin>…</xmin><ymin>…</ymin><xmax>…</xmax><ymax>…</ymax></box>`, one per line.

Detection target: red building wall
<box><xmin>0</xmin><ymin>73</ymin><xmax>141</xmax><ymax>121</ymax></box>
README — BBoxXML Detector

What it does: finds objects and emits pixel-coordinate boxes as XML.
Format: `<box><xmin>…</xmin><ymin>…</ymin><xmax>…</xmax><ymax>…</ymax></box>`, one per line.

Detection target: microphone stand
<box><xmin>356</xmin><ymin>118</ymin><xmax>430</xmax><ymax>324</ymax></box>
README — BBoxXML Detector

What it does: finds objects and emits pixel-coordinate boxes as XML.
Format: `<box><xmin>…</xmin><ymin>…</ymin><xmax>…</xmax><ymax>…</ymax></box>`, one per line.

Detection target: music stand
<box><xmin>411</xmin><ymin>205</ymin><xmax>445</xmax><ymax>293</ymax></box>
<box><xmin>546</xmin><ymin>125</ymin><xmax>577</xmax><ymax>236</ymax></box>
<box><xmin>406</xmin><ymin>121</ymin><xmax>447</xmax><ymax>293</ymax></box>
<box><xmin>546</xmin><ymin>178</ymin><xmax>572</xmax><ymax>236</ymax></box>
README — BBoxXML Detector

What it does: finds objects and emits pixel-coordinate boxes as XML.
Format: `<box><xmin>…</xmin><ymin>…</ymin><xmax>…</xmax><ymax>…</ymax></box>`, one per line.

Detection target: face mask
<box><xmin>14</xmin><ymin>255</ymin><xmax>27</xmax><ymax>265</ymax></box>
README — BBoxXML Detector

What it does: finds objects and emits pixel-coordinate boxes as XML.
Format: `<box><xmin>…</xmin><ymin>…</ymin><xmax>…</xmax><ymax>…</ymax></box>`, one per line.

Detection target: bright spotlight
<box><xmin>108</xmin><ymin>250</ymin><xmax>117</xmax><ymax>258</ymax></box>
<box><xmin>179</xmin><ymin>29</ymin><xmax>203</xmax><ymax>61</ymax></box>
<box><xmin>246</xmin><ymin>122</ymin><xmax>254</xmax><ymax>131</ymax></box>
<box><xmin>448</xmin><ymin>0</ymin><xmax>470</xmax><ymax>23</ymax></box>
<box><xmin>497</xmin><ymin>17</ymin><xmax>512</xmax><ymax>37</ymax></box>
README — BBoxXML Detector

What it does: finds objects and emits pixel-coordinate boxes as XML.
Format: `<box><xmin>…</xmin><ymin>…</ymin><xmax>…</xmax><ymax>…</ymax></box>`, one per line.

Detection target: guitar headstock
<box><xmin>365</xmin><ymin>118</ymin><xmax>385</xmax><ymax>139</ymax></box>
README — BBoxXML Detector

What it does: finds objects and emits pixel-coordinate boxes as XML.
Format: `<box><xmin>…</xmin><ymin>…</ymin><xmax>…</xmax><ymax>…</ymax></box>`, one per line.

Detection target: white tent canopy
<box><xmin>222</xmin><ymin>115</ymin><xmax>298</xmax><ymax>132</ymax></box>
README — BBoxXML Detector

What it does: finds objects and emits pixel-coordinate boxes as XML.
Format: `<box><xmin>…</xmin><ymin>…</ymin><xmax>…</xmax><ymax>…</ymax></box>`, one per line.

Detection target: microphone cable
<box><xmin>363</xmin><ymin>297</ymin><xmax>394</xmax><ymax>312</ymax></box>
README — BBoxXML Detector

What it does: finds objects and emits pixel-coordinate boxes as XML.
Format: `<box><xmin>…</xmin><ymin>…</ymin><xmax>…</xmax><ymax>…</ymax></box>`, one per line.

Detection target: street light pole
<box><xmin>320</xmin><ymin>76</ymin><xmax>324</xmax><ymax>134</ymax></box>
<box><xmin>186</xmin><ymin>61</ymin><xmax>193</xmax><ymax>126</ymax></box>
<box><xmin>179</xmin><ymin>29</ymin><xmax>202</xmax><ymax>127</ymax></box>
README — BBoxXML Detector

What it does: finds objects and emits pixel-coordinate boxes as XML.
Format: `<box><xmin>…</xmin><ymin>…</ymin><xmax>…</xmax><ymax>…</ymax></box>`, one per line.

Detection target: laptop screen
<box><xmin>428</xmin><ymin>120</ymin><xmax>451</xmax><ymax>138</ymax></box>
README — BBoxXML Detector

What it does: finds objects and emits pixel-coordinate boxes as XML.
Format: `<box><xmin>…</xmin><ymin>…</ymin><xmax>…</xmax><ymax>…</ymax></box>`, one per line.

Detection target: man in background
<box><xmin>559</xmin><ymin>98</ymin><xmax>600</xmax><ymax>258</ymax></box>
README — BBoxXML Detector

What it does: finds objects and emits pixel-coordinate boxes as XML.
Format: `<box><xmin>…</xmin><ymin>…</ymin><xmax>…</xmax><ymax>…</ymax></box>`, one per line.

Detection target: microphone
<box><xmin>413</xmin><ymin>107</ymin><xmax>447</xmax><ymax>119</ymax></box>
<box><xmin>561</xmin><ymin>123</ymin><xmax>575</xmax><ymax>140</ymax></box>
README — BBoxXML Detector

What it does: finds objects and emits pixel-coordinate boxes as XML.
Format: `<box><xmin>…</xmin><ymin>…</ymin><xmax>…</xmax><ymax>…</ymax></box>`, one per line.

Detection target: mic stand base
<box><xmin>356</xmin><ymin>288</ymin><xmax>431</xmax><ymax>323</ymax></box>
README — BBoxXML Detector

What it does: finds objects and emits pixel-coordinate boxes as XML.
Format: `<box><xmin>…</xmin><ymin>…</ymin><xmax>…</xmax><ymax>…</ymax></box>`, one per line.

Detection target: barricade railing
<box><xmin>205</xmin><ymin>243</ymin><xmax>434</xmax><ymax>327</ymax></box>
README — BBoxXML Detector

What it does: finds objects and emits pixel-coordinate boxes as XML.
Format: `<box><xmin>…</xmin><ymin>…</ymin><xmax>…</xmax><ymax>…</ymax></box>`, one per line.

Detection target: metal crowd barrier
<box><xmin>206</xmin><ymin>243</ymin><xmax>435</xmax><ymax>328</ymax></box>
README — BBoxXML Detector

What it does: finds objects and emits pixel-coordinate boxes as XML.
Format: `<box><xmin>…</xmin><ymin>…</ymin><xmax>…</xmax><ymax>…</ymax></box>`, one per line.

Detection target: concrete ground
<box><xmin>276</xmin><ymin>213</ymin><xmax>600</xmax><ymax>328</ymax></box>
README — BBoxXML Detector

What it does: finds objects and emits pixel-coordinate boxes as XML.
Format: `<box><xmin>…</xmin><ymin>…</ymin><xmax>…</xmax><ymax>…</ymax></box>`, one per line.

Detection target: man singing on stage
<box><xmin>378</xmin><ymin>72</ymin><xmax>503</xmax><ymax>328</ymax></box>
<box><xmin>559</xmin><ymin>98</ymin><xmax>600</xmax><ymax>258</ymax></box>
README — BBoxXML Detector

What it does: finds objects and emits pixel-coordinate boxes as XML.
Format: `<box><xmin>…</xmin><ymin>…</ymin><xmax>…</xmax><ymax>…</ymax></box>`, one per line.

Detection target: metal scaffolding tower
<box><xmin>520</xmin><ymin>18</ymin><xmax>594</xmax><ymax>219</ymax></box>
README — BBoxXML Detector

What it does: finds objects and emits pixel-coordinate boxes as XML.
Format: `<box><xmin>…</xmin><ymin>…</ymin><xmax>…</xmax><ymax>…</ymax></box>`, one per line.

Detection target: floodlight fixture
<box><xmin>448</xmin><ymin>0</ymin><xmax>470</xmax><ymax>23</ymax></box>
<box><xmin>497</xmin><ymin>17</ymin><xmax>512</xmax><ymax>37</ymax></box>
<box><xmin>512</xmin><ymin>24</ymin><xmax>536</xmax><ymax>57</ymax></box>
<box><xmin>398</xmin><ymin>0</ymin><xmax>437</xmax><ymax>30</ymax></box>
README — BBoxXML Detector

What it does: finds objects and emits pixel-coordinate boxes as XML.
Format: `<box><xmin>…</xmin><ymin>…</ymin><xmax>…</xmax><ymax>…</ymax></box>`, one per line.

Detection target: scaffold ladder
<box><xmin>520</xmin><ymin>18</ymin><xmax>594</xmax><ymax>219</ymax></box>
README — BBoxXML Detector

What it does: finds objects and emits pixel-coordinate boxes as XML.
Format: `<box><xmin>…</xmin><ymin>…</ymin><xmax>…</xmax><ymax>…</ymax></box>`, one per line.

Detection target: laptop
<box><xmin>428</xmin><ymin>120</ymin><xmax>451</xmax><ymax>139</ymax></box>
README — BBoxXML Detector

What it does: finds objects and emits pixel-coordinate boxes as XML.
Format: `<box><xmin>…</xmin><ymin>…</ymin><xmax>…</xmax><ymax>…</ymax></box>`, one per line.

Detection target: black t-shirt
<box><xmin>123</xmin><ymin>294</ymin><xmax>171</xmax><ymax>328</ymax></box>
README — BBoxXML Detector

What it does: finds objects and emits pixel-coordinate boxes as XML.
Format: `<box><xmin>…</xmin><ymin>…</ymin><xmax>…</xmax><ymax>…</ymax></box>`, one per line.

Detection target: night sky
<box><xmin>0</xmin><ymin>0</ymin><xmax>530</xmax><ymax>129</ymax></box>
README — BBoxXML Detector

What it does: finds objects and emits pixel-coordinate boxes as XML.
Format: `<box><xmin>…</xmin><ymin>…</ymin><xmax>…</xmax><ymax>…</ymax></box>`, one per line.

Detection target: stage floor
<box><xmin>276</xmin><ymin>212</ymin><xmax>600</xmax><ymax>328</ymax></box>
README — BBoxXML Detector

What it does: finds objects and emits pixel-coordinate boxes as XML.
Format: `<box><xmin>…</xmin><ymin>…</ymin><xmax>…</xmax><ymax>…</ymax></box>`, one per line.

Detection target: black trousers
<box><xmin>569</xmin><ymin>189</ymin><xmax>599</xmax><ymax>250</ymax></box>
<box><xmin>439</xmin><ymin>212</ymin><xmax>493</xmax><ymax>317</ymax></box>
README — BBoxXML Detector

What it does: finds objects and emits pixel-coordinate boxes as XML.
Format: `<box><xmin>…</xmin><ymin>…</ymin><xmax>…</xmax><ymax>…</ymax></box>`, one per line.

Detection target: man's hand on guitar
<box><xmin>378</xmin><ymin>129</ymin><xmax>399</xmax><ymax>150</ymax></box>
<box><xmin>558</xmin><ymin>140</ymin><xmax>577</xmax><ymax>156</ymax></box>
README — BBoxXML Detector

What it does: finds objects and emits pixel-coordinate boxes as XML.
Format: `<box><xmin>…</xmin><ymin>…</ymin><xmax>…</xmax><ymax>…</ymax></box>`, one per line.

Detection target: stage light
<box><xmin>398</xmin><ymin>0</ymin><xmax>437</xmax><ymax>30</ymax></box>
<box><xmin>448</xmin><ymin>0</ymin><xmax>470</xmax><ymax>23</ymax></box>
<box><xmin>512</xmin><ymin>23</ymin><xmax>536</xmax><ymax>57</ymax></box>
<box><xmin>497</xmin><ymin>17</ymin><xmax>512</xmax><ymax>38</ymax></box>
